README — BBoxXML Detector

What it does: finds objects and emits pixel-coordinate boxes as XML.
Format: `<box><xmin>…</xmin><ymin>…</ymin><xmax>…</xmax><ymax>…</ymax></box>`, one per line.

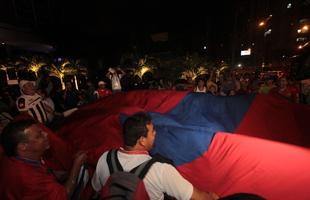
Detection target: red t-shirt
<box><xmin>95</xmin><ymin>89</ymin><xmax>112</xmax><ymax>98</ymax></box>
<box><xmin>271</xmin><ymin>86</ymin><xmax>299</xmax><ymax>103</ymax></box>
<box><xmin>0</xmin><ymin>157</ymin><xmax>68</xmax><ymax>200</ymax></box>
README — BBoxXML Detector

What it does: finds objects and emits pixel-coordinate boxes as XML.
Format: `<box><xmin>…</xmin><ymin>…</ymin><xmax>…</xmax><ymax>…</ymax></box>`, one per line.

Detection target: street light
<box><xmin>298</xmin><ymin>42</ymin><xmax>309</xmax><ymax>50</ymax></box>
<box><xmin>258</xmin><ymin>15</ymin><xmax>272</xmax><ymax>28</ymax></box>
<box><xmin>298</xmin><ymin>25</ymin><xmax>309</xmax><ymax>34</ymax></box>
<box><xmin>259</xmin><ymin>21</ymin><xmax>265</xmax><ymax>27</ymax></box>
<box><xmin>264</xmin><ymin>29</ymin><xmax>272</xmax><ymax>37</ymax></box>
<box><xmin>302</xmin><ymin>25</ymin><xmax>309</xmax><ymax>32</ymax></box>
<box><xmin>258</xmin><ymin>15</ymin><xmax>273</xmax><ymax>69</ymax></box>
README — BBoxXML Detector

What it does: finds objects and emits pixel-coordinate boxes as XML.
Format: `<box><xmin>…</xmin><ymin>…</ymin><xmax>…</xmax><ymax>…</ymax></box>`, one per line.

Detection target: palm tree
<box><xmin>181</xmin><ymin>52</ymin><xmax>214</xmax><ymax>80</ymax></box>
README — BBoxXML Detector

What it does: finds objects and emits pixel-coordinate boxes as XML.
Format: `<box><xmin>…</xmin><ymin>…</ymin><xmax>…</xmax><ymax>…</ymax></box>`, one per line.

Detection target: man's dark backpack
<box><xmin>100</xmin><ymin>149</ymin><xmax>159</xmax><ymax>200</ymax></box>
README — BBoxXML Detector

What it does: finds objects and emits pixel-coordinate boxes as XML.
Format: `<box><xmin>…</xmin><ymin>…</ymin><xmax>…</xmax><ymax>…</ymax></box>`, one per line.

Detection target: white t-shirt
<box><xmin>92</xmin><ymin>150</ymin><xmax>193</xmax><ymax>200</ymax></box>
<box><xmin>195</xmin><ymin>86</ymin><xmax>207</xmax><ymax>93</ymax></box>
<box><xmin>42</xmin><ymin>97</ymin><xmax>55</xmax><ymax>122</ymax></box>
<box><xmin>109</xmin><ymin>74</ymin><xmax>123</xmax><ymax>91</ymax></box>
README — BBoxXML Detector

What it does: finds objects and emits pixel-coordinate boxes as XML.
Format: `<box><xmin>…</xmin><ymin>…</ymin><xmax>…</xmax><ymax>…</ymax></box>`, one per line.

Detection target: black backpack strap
<box><xmin>106</xmin><ymin>149</ymin><xmax>123</xmax><ymax>174</ymax></box>
<box><xmin>151</xmin><ymin>153</ymin><xmax>174</xmax><ymax>166</ymax></box>
<box><xmin>130</xmin><ymin>154</ymin><xmax>175</xmax><ymax>179</ymax></box>
<box><xmin>70</xmin><ymin>163</ymin><xmax>88</xmax><ymax>200</ymax></box>
<box><xmin>130</xmin><ymin>158</ymin><xmax>158</xmax><ymax>179</ymax></box>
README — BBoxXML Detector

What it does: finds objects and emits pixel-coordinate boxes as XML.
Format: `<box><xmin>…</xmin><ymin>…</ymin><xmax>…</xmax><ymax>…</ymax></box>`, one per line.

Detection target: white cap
<box><xmin>98</xmin><ymin>81</ymin><xmax>105</xmax><ymax>86</ymax></box>
<box><xmin>19</xmin><ymin>80</ymin><xmax>36</xmax><ymax>89</ymax></box>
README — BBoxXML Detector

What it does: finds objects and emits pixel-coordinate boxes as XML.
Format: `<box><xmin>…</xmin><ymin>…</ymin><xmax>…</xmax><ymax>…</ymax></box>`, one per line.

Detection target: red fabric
<box><xmin>96</xmin><ymin>89</ymin><xmax>112</xmax><ymax>98</ymax></box>
<box><xmin>133</xmin><ymin>181</ymin><xmax>150</xmax><ymax>200</ymax></box>
<box><xmin>270</xmin><ymin>86</ymin><xmax>299</xmax><ymax>103</ymax></box>
<box><xmin>55</xmin><ymin>91</ymin><xmax>310</xmax><ymax>199</ymax></box>
<box><xmin>0</xmin><ymin>146</ymin><xmax>3</xmax><ymax>163</ymax></box>
<box><xmin>41</xmin><ymin>125</ymin><xmax>94</xmax><ymax>200</ymax></box>
<box><xmin>42</xmin><ymin>124</ymin><xmax>75</xmax><ymax>171</ymax></box>
<box><xmin>58</xmin><ymin>90</ymin><xmax>188</xmax><ymax>165</ymax></box>
<box><xmin>236</xmin><ymin>94</ymin><xmax>310</xmax><ymax>147</ymax></box>
<box><xmin>0</xmin><ymin>157</ymin><xmax>68</xmax><ymax>200</ymax></box>
<box><xmin>178</xmin><ymin>132</ymin><xmax>310</xmax><ymax>200</ymax></box>
<box><xmin>101</xmin><ymin>177</ymin><xmax>113</xmax><ymax>198</ymax></box>
<box><xmin>13</xmin><ymin>112</ymin><xmax>33</xmax><ymax>121</ymax></box>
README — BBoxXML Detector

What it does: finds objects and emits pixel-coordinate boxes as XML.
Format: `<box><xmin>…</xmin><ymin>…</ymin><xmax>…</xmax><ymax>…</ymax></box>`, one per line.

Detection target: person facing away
<box><xmin>0</xmin><ymin>119</ymin><xmax>87</xmax><ymax>200</ymax></box>
<box><xmin>62</xmin><ymin>81</ymin><xmax>79</xmax><ymax>110</ymax></box>
<box><xmin>85</xmin><ymin>81</ymin><xmax>97</xmax><ymax>103</ymax></box>
<box><xmin>106</xmin><ymin>67</ymin><xmax>126</xmax><ymax>93</ymax></box>
<box><xmin>92</xmin><ymin>112</ymin><xmax>219</xmax><ymax>200</ymax></box>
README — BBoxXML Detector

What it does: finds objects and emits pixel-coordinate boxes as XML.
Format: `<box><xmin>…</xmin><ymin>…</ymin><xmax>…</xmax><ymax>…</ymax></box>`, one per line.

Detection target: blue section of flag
<box><xmin>150</xmin><ymin>93</ymin><xmax>255</xmax><ymax>166</ymax></box>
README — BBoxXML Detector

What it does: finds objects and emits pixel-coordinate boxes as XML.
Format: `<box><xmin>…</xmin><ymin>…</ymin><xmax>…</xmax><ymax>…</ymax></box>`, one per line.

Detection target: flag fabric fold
<box><xmin>54</xmin><ymin>90</ymin><xmax>310</xmax><ymax>199</ymax></box>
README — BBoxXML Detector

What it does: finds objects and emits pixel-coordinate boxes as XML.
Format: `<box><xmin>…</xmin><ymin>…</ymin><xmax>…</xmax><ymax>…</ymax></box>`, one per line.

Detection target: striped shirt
<box><xmin>16</xmin><ymin>93</ymin><xmax>48</xmax><ymax>124</ymax></box>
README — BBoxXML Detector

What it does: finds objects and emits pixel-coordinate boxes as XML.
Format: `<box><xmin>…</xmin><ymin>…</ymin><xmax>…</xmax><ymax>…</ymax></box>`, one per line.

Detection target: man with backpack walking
<box><xmin>91</xmin><ymin>112</ymin><xmax>219</xmax><ymax>200</ymax></box>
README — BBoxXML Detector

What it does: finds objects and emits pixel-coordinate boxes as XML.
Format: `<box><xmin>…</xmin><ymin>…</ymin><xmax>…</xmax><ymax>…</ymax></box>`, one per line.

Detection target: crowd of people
<box><xmin>191</xmin><ymin>72</ymin><xmax>306</xmax><ymax>104</ymax></box>
<box><xmin>0</xmin><ymin>66</ymin><xmax>310</xmax><ymax>133</ymax></box>
<box><xmin>1</xmin><ymin>62</ymin><xmax>305</xmax><ymax>199</ymax></box>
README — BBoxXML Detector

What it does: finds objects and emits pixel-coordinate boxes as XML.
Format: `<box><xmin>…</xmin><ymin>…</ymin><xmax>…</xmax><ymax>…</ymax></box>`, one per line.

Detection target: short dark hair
<box><xmin>123</xmin><ymin>112</ymin><xmax>152</xmax><ymax>147</ymax></box>
<box><xmin>0</xmin><ymin>119</ymin><xmax>36</xmax><ymax>157</ymax></box>
<box><xmin>219</xmin><ymin>193</ymin><xmax>266</xmax><ymax>200</ymax></box>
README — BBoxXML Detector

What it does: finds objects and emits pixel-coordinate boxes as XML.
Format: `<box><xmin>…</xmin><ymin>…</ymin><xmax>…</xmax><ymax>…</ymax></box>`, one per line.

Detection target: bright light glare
<box><xmin>140</xmin><ymin>66</ymin><xmax>150</xmax><ymax>76</ymax></box>
<box><xmin>302</xmin><ymin>25</ymin><xmax>309</xmax><ymax>31</ymax></box>
<box><xmin>259</xmin><ymin>21</ymin><xmax>265</xmax><ymax>27</ymax></box>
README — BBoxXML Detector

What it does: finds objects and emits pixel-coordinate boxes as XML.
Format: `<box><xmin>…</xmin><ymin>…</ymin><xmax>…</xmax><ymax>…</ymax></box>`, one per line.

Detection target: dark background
<box><xmin>0</xmin><ymin>0</ymin><xmax>309</xmax><ymax>68</ymax></box>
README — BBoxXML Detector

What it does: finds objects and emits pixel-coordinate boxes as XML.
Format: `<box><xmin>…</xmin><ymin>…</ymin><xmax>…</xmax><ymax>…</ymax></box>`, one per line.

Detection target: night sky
<box><xmin>47</xmin><ymin>1</ymin><xmax>235</xmax><ymax>60</ymax></box>
<box><xmin>0</xmin><ymin>0</ymin><xmax>253</xmax><ymax>65</ymax></box>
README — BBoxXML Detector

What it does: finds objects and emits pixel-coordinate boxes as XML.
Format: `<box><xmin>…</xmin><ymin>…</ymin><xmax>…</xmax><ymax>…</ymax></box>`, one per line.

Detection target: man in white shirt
<box><xmin>16</xmin><ymin>80</ymin><xmax>52</xmax><ymax>124</ymax></box>
<box><xmin>106</xmin><ymin>67</ymin><xmax>125</xmax><ymax>93</ymax></box>
<box><xmin>92</xmin><ymin>112</ymin><xmax>219</xmax><ymax>200</ymax></box>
